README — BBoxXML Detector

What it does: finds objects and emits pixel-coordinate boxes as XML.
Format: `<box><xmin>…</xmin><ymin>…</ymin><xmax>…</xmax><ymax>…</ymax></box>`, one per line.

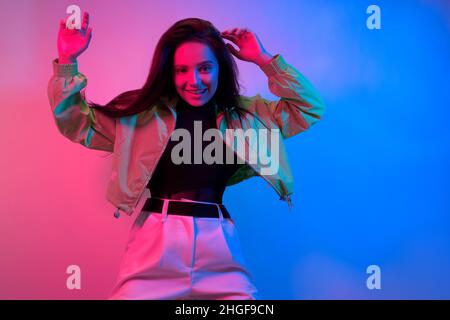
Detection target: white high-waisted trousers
<box><xmin>108</xmin><ymin>197</ymin><xmax>260</xmax><ymax>300</ymax></box>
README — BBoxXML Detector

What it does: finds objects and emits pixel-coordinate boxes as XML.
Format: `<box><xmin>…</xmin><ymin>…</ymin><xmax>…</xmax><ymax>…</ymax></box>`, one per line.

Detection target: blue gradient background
<box><xmin>0</xmin><ymin>0</ymin><xmax>449</xmax><ymax>299</ymax></box>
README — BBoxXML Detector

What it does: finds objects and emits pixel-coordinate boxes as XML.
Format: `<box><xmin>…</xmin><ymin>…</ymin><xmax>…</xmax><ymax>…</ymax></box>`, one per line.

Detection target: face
<box><xmin>173</xmin><ymin>41</ymin><xmax>219</xmax><ymax>107</ymax></box>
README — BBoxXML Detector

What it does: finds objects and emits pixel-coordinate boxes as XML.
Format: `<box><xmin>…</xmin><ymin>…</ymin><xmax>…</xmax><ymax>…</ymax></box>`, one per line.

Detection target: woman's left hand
<box><xmin>221</xmin><ymin>28</ymin><xmax>274</xmax><ymax>66</ymax></box>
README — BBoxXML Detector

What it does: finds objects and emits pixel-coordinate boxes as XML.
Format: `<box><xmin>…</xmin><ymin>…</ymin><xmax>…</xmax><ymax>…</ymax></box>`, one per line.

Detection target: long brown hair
<box><xmin>88</xmin><ymin>17</ymin><xmax>244</xmax><ymax>119</ymax></box>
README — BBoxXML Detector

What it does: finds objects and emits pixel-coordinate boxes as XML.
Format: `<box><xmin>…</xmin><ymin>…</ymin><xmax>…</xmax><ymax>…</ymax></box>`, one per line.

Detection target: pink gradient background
<box><xmin>1</xmin><ymin>0</ymin><xmax>450</xmax><ymax>299</ymax></box>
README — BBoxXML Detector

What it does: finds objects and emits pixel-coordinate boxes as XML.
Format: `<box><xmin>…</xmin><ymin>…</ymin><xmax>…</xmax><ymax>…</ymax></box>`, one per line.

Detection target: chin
<box><xmin>183</xmin><ymin>96</ymin><xmax>211</xmax><ymax>107</ymax></box>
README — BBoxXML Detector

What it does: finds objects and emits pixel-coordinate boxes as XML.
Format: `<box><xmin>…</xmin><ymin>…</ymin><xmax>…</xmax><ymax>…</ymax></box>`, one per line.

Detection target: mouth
<box><xmin>186</xmin><ymin>89</ymin><xmax>207</xmax><ymax>96</ymax></box>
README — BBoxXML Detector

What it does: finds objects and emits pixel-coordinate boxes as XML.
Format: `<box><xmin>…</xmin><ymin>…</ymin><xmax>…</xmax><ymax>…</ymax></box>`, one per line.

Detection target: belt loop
<box><xmin>162</xmin><ymin>198</ymin><xmax>169</xmax><ymax>223</ymax></box>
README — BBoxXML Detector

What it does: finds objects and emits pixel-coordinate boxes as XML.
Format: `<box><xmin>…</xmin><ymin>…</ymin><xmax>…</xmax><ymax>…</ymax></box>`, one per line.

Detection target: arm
<box><xmin>243</xmin><ymin>54</ymin><xmax>326</xmax><ymax>139</ymax></box>
<box><xmin>47</xmin><ymin>58</ymin><xmax>116</xmax><ymax>152</ymax></box>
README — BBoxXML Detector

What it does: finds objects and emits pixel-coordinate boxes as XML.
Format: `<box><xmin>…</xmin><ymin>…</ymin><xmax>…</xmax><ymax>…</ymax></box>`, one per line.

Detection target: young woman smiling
<box><xmin>48</xmin><ymin>12</ymin><xmax>325</xmax><ymax>300</ymax></box>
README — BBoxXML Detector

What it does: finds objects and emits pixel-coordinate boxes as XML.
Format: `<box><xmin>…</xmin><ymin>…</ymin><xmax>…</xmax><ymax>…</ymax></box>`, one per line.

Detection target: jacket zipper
<box><xmin>245</xmin><ymin>158</ymin><xmax>292</xmax><ymax>207</ymax></box>
<box><xmin>218</xmin><ymin>112</ymin><xmax>292</xmax><ymax>210</ymax></box>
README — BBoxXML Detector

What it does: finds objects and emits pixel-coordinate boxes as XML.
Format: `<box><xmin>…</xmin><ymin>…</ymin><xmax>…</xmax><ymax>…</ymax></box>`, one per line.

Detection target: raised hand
<box><xmin>57</xmin><ymin>11</ymin><xmax>93</xmax><ymax>63</ymax></box>
<box><xmin>220</xmin><ymin>28</ymin><xmax>273</xmax><ymax>66</ymax></box>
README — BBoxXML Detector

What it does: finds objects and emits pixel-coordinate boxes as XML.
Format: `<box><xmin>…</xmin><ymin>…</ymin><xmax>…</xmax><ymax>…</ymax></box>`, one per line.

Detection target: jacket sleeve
<box><xmin>241</xmin><ymin>54</ymin><xmax>326</xmax><ymax>139</ymax></box>
<box><xmin>47</xmin><ymin>58</ymin><xmax>116</xmax><ymax>153</ymax></box>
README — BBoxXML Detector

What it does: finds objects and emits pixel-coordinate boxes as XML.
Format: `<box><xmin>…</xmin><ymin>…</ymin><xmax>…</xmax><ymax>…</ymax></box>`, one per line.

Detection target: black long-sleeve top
<box><xmin>147</xmin><ymin>97</ymin><xmax>242</xmax><ymax>204</ymax></box>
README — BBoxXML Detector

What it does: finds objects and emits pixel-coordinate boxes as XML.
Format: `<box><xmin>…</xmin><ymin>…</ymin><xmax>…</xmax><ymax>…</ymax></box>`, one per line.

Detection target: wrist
<box><xmin>254</xmin><ymin>52</ymin><xmax>274</xmax><ymax>67</ymax></box>
<box><xmin>58</xmin><ymin>56</ymin><xmax>77</xmax><ymax>64</ymax></box>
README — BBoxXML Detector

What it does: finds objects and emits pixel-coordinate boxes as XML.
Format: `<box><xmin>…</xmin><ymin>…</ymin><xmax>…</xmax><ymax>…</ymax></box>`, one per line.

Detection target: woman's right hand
<box><xmin>57</xmin><ymin>11</ymin><xmax>92</xmax><ymax>64</ymax></box>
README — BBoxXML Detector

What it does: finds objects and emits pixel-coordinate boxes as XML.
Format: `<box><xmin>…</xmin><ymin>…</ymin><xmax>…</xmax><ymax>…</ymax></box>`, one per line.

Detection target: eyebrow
<box><xmin>174</xmin><ymin>60</ymin><xmax>215</xmax><ymax>67</ymax></box>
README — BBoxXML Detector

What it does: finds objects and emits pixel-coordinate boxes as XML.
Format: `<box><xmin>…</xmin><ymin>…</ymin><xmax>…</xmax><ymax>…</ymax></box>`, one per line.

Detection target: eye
<box><xmin>200</xmin><ymin>66</ymin><xmax>212</xmax><ymax>72</ymax></box>
<box><xmin>175</xmin><ymin>66</ymin><xmax>212</xmax><ymax>74</ymax></box>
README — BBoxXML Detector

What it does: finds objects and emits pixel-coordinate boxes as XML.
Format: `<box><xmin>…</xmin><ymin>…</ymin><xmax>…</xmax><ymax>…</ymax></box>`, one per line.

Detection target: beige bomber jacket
<box><xmin>47</xmin><ymin>54</ymin><xmax>325</xmax><ymax>217</ymax></box>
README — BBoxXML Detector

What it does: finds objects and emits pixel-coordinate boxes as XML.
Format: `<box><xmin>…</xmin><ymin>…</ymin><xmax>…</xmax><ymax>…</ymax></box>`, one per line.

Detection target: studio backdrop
<box><xmin>0</xmin><ymin>0</ymin><xmax>449</xmax><ymax>299</ymax></box>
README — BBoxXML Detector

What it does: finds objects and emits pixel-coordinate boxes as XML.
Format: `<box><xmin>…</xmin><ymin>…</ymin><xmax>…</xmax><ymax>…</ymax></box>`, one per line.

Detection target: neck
<box><xmin>178</xmin><ymin>97</ymin><xmax>216</xmax><ymax>110</ymax></box>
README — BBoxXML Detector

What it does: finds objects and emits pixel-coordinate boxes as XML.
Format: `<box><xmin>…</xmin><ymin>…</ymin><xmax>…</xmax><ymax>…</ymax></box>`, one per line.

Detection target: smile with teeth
<box><xmin>186</xmin><ymin>89</ymin><xmax>207</xmax><ymax>94</ymax></box>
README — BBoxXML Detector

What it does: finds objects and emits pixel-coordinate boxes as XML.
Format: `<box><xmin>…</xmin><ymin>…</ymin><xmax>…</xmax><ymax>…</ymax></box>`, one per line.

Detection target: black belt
<box><xmin>142</xmin><ymin>198</ymin><xmax>231</xmax><ymax>219</ymax></box>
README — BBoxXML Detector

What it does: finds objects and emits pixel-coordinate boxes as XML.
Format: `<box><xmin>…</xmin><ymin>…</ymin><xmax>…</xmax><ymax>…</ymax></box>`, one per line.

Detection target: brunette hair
<box><xmin>88</xmin><ymin>17</ymin><xmax>244</xmax><ymax>121</ymax></box>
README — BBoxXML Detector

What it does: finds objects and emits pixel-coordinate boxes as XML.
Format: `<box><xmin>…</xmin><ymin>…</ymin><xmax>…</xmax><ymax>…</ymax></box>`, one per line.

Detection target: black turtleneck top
<box><xmin>147</xmin><ymin>97</ymin><xmax>242</xmax><ymax>204</ymax></box>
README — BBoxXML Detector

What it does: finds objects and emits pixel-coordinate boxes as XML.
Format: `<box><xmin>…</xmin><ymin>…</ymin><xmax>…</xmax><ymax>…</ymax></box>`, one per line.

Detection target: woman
<box><xmin>48</xmin><ymin>12</ymin><xmax>325</xmax><ymax>300</ymax></box>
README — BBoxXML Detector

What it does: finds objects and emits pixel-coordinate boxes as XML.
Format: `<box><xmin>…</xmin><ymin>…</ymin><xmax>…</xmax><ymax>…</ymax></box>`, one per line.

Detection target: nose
<box><xmin>187</xmin><ymin>70</ymin><xmax>202</xmax><ymax>88</ymax></box>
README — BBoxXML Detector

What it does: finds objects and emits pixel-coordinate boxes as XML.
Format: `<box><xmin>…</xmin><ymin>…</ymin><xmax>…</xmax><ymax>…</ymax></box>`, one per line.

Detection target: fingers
<box><xmin>81</xmin><ymin>11</ymin><xmax>89</xmax><ymax>32</ymax></box>
<box><xmin>221</xmin><ymin>33</ymin><xmax>238</xmax><ymax>43</ymax></box>
<box><xmin>60</xmin><ymin>18</ymin><xmax>66</xmax><ymax>30</ymax></box>
<box><xmin>222</xmin><ymin>28</ymin><xmax>249</xmax><ymax>35</ymax></box>
<box><xmin>85</xmin><ymin>27</ymin><xmax>93</xmax><ymax>42</ymax></box>
<box><xmin>221</xmin><ymin>28</ymin><xmax>238</xmax><ymax>37</ymax></box>
<box><xmin>86</xmin><ymin>28</ymin><xmax>92</xmax><ymax>43</ymax></box>
<box><xmin>221</xmin><ymin>28</ymin><xmax>239</xmax><ymax>44</ymax></box>
<box><xmin>221</xmin><ymin>27</ymin><xmax>250</xmax><ymax>40</ymax></box>
<box><xmin>230</xmin><ymin>28</ymin><xmax>239</xmax><ymax>35</ymax></box>
<box><xmin>237</xmin><ymin>28</ymin><xmax>249</xmax><ymax>37</ymax></box>
<box><xmin>59</xmin><ymin>11</ymin><xmax>89</xmax><ymax>32</ymax></box>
